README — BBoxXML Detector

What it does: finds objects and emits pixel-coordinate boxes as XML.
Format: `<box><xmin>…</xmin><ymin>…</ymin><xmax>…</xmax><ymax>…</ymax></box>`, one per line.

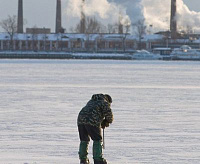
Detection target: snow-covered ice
<box><xmin>0</xmin><ymin>59</ymin><xmax>200</xmax><ymax>164</ymax></box>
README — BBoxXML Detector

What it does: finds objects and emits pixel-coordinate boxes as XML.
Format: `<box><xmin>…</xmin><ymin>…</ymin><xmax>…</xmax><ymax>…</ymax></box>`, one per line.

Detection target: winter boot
<box><xmin>94</xmin><ymin>159</ymin><xmax>107</xmax><ymax>164</ymax></box>
<box><xmin>80</xmin><ymin>159</ymin><xmax>90</xmax><ymax>164</ymax></box>
<box><xmin>79</xmin><ymin>141</ymin><xmax>89</xmax><ymax>164</ymax></box>
<box><xmin>93</xmin><ymin>141</ymin><xmax>107</xmax><ymax>164</ymax></box>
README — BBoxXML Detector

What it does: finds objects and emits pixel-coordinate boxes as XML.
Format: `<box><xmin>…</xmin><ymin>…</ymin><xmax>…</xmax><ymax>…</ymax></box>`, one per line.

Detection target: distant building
<box><xmin>0</xmin><ymin>33</ymin><xmax>142</xmax><ymax>52</ymax></box>
<box><xmin>26</xmin><ymin>28</ymin><xmax>51</xmax><ymax>34</ymax></box>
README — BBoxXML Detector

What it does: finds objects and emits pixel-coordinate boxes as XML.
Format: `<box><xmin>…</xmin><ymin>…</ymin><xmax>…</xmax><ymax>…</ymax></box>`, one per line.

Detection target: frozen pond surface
<box><xmin>0</xmin><ymin>59</ymin><xmax>200</xmax><ymax>164</ymax></box>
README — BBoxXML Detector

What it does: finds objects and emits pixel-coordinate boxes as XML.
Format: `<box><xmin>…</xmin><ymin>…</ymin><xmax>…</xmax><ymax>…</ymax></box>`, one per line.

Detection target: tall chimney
<box><xmin>80</xmin><ymin>0</ymin><xmax>86</xmax><ymax>33</ymax></box>
<box><xmin>118</xmin><ymin>14</ymin><xmax>123</xmax><ymax>34</ymax></box>
<box><xmin>170</xmin><ymin>0</ymin><xmax>177</xmax><ymax>38</ymax></box>
<box><xmin>55</xmin><ymin>0</ymin><xmax>62</xmax><ymax>33</ymax></box>
<box><xmin>17</xmin><ymin>0</ymin><xmax>23</xmax><ymax>33</ymax></box>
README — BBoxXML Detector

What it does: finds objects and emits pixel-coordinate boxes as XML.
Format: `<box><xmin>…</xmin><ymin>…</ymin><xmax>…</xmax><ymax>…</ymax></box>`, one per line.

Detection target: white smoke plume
<box><xmin>176</xmin><ymin>0</ymin><xmax>200</xmax><ymax>33</ymax></box>
<box><xmin>141</xmin><ymin>0</ymin><xmax>170</xmax><ymax>32</ymax></box>
<box><xmin>65</xmin><ymin>0</ymin><xmax>200</xmax><ymax>33</ymax></box>
<box><xmin>65</xmin><ymin>0</ymin><xmax>130</xmax><ymax>26</ymax></box>
<box><xmin>142</xmin><ymin>0</ymin><xmax>200</xmax><ymax>33</ymax></box>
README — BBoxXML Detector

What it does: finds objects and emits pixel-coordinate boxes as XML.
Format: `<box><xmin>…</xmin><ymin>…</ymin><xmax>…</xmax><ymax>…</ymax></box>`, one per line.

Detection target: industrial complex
<box><xmin>1</xmin><ymin>0</ymin><xmax>200</xmax><ymax>60</ymax></box>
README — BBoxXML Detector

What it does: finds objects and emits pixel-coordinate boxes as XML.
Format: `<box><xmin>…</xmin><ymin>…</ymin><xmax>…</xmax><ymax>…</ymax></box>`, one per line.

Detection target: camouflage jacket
<box><xmin>77</xmin><ymin>94</ymin><xmax>113</xmax><ymax>127</ymax></box>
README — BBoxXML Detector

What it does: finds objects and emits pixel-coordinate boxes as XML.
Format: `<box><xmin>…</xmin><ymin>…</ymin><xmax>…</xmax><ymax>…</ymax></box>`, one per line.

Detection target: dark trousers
<box><xmin>78</xmin><ymin>124</ymin><xmax>102</xmax><ymax>141</ymax></box>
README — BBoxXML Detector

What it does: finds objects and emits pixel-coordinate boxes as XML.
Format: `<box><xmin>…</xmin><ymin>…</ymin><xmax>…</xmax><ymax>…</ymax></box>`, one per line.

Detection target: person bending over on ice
<box><xmin>77</xmin><ymin>94</ymin><xmax>113</xmax><ymax>164</ymax></box>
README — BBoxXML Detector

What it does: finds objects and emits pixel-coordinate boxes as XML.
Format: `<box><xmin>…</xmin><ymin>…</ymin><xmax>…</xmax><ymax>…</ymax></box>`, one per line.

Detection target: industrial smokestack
<box><xmin>118</xmin><ymin>24</ymin><xmax>123</xmax><ymax>34</ymax></box>
<box><xmin>55</xmin><ymin>0</ymin><xmax>62</xmax><ymax>33</ymax></box>
<box><xmin>170</xmin><ymin>0</ymin><xmax>177</xmax><ymax>38</ymax></box>
<box><xmin>80</xmin><ymin>0</ymin><xmax>86</xmax><ymax>33</ymax></box>
<box><xmin>118</xmin><ymin>13</ymin><xmax>123</xmax><ymax>34</ymax></box>
<box><xmin>17</xmin><ymin>0</ymin><xmax>23</xmax><ymax>33</ymax></box>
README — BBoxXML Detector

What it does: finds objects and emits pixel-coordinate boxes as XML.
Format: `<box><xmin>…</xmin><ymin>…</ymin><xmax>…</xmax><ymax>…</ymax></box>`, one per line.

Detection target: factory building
<box><xmin>0</xmin><ymin>33</ymin><xmax>144</xmax><ymax>52</ymax></box>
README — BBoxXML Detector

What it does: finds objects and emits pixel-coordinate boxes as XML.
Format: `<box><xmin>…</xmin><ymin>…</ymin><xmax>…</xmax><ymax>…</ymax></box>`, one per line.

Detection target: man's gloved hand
<box><xmin>101</xmin><ymin>119</ymin><xmax>110</xmax><ymax>129</ymax></box>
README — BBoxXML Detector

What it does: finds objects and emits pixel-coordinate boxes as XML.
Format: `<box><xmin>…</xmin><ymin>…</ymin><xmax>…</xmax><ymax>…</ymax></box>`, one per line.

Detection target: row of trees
<box><xmin>70</xmin><ymin>16</ymin><xmax>146</xmax><ymax>36</ymax></box>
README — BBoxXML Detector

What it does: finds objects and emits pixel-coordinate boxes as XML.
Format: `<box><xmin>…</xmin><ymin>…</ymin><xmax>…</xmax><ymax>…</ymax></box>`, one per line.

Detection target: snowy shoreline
<box><xmin>1</xmin><ymin>51</ymin><xmax>200</xmax><ymax>61</ymax></box>
<box><xmin>0</xmin><ymin>51</ymin><xmax>132</xmax><ymax>60</ymax></box>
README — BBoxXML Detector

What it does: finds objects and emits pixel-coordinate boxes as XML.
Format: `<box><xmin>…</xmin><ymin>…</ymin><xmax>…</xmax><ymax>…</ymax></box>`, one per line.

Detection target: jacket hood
<box><xmin>104</xmin><ymin>94</ymin><xmax>112</xmax><ymax>103</ymax></box>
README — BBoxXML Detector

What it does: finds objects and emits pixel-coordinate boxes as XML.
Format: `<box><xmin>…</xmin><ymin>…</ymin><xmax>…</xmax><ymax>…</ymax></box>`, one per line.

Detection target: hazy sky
<box><xmin>0</xmin><ymin>0</ymin><xmax>200</xmax><ymax>33</ymax></box>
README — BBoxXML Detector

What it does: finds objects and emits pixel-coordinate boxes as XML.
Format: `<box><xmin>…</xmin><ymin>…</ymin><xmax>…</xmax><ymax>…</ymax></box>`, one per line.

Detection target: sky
<box><xmin>0</xmin><ymin>0</ymin><xmax>200</xmax><ymax>33</ymax></box>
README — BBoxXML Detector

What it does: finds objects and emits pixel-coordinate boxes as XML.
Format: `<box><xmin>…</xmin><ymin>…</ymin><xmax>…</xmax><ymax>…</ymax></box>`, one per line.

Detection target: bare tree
<box><xmin>74</xmin><ymin>16</ymin><xmax>104</xmax><ymax>34</ymax></box>
<box><xmin>185</xmin><ymin>25</ymin><xmax>193</xmax><ymax>34</ymax></box>
<box><xmin>132</xmin><ymin>19</ymin><xmax>146</xmax><ymax>50</ymax></box>
<box><xmin>122</xmin><ymin>19</ymin><xmax>131</xmax><ymax>52</ymax></box>
<box><xmin>0</xmin><ymin>15</ymin><xmax>17</xmax><ymax>50</ymax></box>
<box><xmin>107</xmin><ymin>23</ymin><xmax>118</xmax><ymax>34</ymax></box>
<box><xmin>181</xmin><ymin>25</ymin><xmax>194</xmax><ymax>39</ymax></box>
<box><xmin>85</xmin><ymin>17</ymin><xmax>101</xmax><ymax>33</ymax></box>
<box><xmin>30</xmin><ymin>26</ymin><xmax>38</xmax><ymax>51</ymax></box>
